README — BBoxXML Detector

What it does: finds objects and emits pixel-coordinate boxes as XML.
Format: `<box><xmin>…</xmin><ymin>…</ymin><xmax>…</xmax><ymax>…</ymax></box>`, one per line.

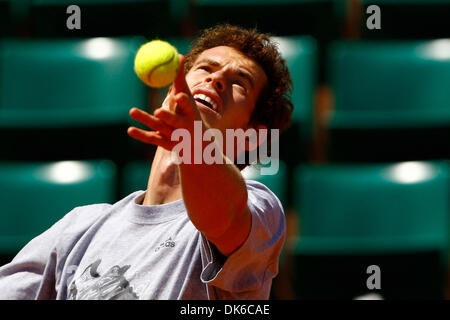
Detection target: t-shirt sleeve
<box><xmin>199</xmin><ymin>180</ymin><xmax>286</xmax><ymax>298</ymax></box>
<box><xmin>0</xmin><ymin>205</ymin><xmax>107</xmax><ymax>300</ymax></box>
<box><xmin>0</xmin><ymin>210</ymin><xmax>77</xmax><ymax>299</ymax></box>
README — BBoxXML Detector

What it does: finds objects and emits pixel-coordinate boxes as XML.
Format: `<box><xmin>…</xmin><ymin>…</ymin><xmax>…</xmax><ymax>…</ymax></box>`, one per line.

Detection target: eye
<box><xmin>197</xmin><ymin>65</ymin><xmax>211</xmax><ymax>72</ymax></box>
<box><xmin>233</xmin><ymin>80</ymin><xmax>248</xmax><ymax>93</ymax></box>
<box><xmin>235</xmin><ymin>80</ymin><xmax>245</xmax><ymax>88</ymax></box>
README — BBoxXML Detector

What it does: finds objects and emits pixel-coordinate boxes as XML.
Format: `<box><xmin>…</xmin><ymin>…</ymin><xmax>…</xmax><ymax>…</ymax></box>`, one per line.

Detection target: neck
<box><xmin>143</xmin><ymin>147</ymin><xmax>182</xmax><ymax>205</ymax></box>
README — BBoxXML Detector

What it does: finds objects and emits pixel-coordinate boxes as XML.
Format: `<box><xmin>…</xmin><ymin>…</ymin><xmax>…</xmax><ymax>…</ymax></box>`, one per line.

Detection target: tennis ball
<box><xmin>134</xmin><ymin>40</ymin><xmax>180</xmax><ymax>88</ymax></box>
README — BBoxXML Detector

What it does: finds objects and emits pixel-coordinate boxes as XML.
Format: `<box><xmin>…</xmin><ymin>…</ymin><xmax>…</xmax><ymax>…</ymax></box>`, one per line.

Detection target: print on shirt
<box><xmin>154</xmin><ymin>237</ymin><xmax>175</xmax><ymax>252</ymax></box>
<box><xmin>68</xmin><ymin>259</ymin><xmax>139</xmax><ymax>300</ymax></box>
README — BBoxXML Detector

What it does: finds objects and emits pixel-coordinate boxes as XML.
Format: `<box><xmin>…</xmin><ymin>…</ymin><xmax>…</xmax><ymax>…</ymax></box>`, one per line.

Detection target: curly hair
<box><xmin>184</xmin><ymin>24</ymin><xmax>294</xmax><ymax>169</ymax></box>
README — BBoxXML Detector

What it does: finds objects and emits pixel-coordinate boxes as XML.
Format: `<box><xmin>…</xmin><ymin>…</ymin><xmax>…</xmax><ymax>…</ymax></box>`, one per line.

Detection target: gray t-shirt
<box><xmin>0</xmin><ymin>180</ymin><xmax>285</xmax><ymax>300</ymax></box>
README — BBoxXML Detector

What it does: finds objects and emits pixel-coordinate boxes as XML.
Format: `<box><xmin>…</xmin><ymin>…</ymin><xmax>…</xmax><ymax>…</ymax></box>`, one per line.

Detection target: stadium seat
<box><xmin>0</xmin><ymin>37</ymin><xmax>147</xmax><ymax>160</ymax></box>
<box><xmin>326</xmin><ymin>40</ymin><xmax>450</xmax><ymax>161</ymax></box>
<box><xmin>275</xmin><ymin>36</ymin><xmax>317</xmax><ymax>131</ymax></box>
<box><xmin>0</xmin><ymin>160</ymin><xmax>117</xmax><ymax>256</ymax></box>
<box><xmin>272</xmin><ymin>36</ymin><xmax>317</xmax><ymax>165</ymax></box>
<box><xmin>242</xmin><ymin>160</ymin><xmax>288</xmax><ymax>209</ymax></box>
<box><xmin>121</xmin><ymin>160</ymin><xmax>152</xmax><ymax>197</ymax></box>
<box><xmin>291</xmin><ymin>161</ymin><xmax>450</xmax><ymax>299</ymax></box>
<box><xmin>29</xmin><ymin>0</ymin><xmax>174</xmax><ymax>37</ymax></box>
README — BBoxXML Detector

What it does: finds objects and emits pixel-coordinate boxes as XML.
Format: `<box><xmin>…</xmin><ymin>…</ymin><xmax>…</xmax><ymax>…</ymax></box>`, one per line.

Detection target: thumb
<box><xmin>173</xmin><ymin>54</ymin><xmax>191</xmax><ymax>95</ymax></box>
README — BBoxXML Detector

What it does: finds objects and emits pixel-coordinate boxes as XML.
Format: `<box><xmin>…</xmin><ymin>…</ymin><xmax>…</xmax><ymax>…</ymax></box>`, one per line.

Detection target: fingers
<box><xmin>154</xmin><ymin>108</ymin><xmax>188</xmax><ymax>129</ymax></box>
<box><xmin>127</xmin><ymin>127</ymin><xmax>175</xmax><ymax>151</ymax></box>
<box><xmin>129</xmin><ymin>107</ymin><xmax>174</xmax><ymax>138</ymax></box>
<box><xmin>161</xmin><ymin>86</ymin><xmax>192</xmax><ymax>115</ymax></box>
<box><xmin>173</xmin><ymin>55</ymin><xmax>191</xmax><ymax>95</ymax></box>
<box><xmin>174</xmin><ymin>92</ymin><xmax>195</xmax><ymax>114</ymax></box>
<box><xmin>169</xmin><ymin>92</ymin><xmax>197</xmax><ymax>116</ymax></box>
<box><xmin>162</xmin><ymin>55</ymin><xmax>202</xmax><ymax>122</ymax></box>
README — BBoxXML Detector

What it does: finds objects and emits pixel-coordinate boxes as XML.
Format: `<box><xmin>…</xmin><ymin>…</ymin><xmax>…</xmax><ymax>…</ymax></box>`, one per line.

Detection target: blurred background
<box><xmin>0</xmin><ymin>0</ymin><xmax>449</xmax><ymax>300</ymax></box>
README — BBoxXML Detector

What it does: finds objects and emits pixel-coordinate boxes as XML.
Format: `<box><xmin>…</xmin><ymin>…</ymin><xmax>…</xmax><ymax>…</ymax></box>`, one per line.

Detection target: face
<box><xmin>185</xmin><ymin>46</ymin><xmax>268</xmax><ymax>134</ymax></box>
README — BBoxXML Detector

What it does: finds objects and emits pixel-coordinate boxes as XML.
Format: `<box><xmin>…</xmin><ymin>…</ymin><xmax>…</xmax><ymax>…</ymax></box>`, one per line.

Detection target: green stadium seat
<box><xmin>294</xmin><ymin>161</ymin><xmax>449</xmax><ymax>254</ymax></box>
<box><xmin>29</xmin><ymin>0</ymin><xmax>174</xmax><ymax>37</ymax></box>
<box><xmin>0</xmin><ymin>37</ymin><xmax>146</xmax><ymax>128</ymax></box>
<box><xmin>327</xmin><ymin>40</ymin><xmax>450</xmax><ymax>161</ymax></box>
<box><xmin>0</xmin><ymin>160</ymin><xmax>117</xmax><ymax>255</ymax></box>
<box><xmin>0</xmin><ymin>37</ymin><xmax>147</xmax><ymax>160</ymax></box>
<box><xmin>330</xmin><ymin>40</ymin><xmax>450</xmax><ymax>129</ymax></box>
<box><xmin>291</xmin><ymin>161</ymin><xmax>450</xmax><ymax>299</ymax></box>
<box><xmin>242</xmin><ymin>160</ymin><xmax>288</xmax><ymax>209</ymax></box>
<box><xmin>275</xmin><ymin>36</ymin><xmax>317</xmax><ymax>137</ymax></box>
<box><xmin>121</xmin><ymin>160</ymin><xmax>152</xmax><ymax>197</ymax></box>
<box><xmin>273</xmin><ymin>36</ymin><xmax>317</xmax><ymax>165</ymax></box>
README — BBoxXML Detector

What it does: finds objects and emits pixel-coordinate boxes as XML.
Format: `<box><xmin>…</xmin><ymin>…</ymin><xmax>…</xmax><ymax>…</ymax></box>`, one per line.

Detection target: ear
<box><xmin>244</xmin><ymin>122</ymin><xmax>268</xmax><ymax>152</ymax></box>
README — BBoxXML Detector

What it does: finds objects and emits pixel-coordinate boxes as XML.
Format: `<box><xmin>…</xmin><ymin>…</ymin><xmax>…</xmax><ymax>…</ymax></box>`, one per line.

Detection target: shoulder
<box><xmin>199</xmin><ymin>180</ymin><xmax>286</xmax><ymax>297</ymax></box>
<box><xmin>245</xmin><ymin>179</ymin><xmax>284</xmax><ymax>218</ymax></box>
<box><xmin>243</xmin><ymin>179</ymin><xmax>286</xmax><ymax>250</ymax></box>
<box><xmin>23</xmin><ymin>202</ymin><xmax>114</xmax><ymax>241</ymax></box>
<box><xmin>64</xmin><ymin>202</ymin><xmax>113</xmax><ymax>225</ymax></box>
<box><xmin>57</xmin><ymin>191</ymin><xmax>142</xmax><ymax>237</ymax></box>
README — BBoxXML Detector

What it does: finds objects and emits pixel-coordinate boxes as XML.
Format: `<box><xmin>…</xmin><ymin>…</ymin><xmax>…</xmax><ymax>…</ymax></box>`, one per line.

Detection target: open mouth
<box><xmin>193</xmin><ymin>93</ymin><xmax>218</xmax><ymax>113</ymax></box>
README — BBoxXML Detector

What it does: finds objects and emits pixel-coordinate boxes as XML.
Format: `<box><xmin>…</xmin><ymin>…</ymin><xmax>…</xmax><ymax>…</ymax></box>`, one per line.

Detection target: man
<box><xmin>0</xmin><ymin>24</ymin><xmax>293</xmax><ymax>299</ymax></box>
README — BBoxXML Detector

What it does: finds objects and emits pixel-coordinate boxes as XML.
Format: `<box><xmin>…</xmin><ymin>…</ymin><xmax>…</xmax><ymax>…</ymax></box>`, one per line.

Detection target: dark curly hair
<box><xmin>184</xmin><ymin>24</ymin><xmax>293</xmax><ymax>169</ymax></box>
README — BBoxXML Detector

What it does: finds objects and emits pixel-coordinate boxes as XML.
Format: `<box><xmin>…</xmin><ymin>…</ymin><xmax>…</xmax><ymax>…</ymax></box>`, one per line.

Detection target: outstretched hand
<box><xmin>127</xmin><ymin>54</ymin><xmax>203</xmax><ymax>151</ymax></box>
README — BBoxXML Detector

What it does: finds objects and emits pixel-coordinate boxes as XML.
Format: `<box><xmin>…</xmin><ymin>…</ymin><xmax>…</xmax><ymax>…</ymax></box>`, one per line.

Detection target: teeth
<box><xmin>193</xmin><ymin>93</ymin><xmax>218</xmax><ymax>111</ymax></box>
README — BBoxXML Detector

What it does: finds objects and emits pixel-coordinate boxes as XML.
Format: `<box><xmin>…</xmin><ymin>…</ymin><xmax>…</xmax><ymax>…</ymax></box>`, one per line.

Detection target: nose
<box><xmin>206</xmin><ymin>72</ymin><xmax>225</xmax><ymax>92</ymax></box>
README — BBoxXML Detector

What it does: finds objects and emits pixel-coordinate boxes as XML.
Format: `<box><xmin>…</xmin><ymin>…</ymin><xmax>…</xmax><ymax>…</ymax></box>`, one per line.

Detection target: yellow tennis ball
<box><xmin>134</xmin><ymin>40</ymin><xmax>180</xmax><ymax>88</ymax></box>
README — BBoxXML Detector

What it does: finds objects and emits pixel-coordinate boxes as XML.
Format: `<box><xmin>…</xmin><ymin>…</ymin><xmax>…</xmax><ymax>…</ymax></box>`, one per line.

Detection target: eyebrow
<box><xmin>195</xmin><ymin>58</ymin><xmax>255</xmax><ymax>89</ymax></box>
<box><xmin>195</xmin><ymin>58</ymin><xmax>220</xmax><ymax>67</ymax></box>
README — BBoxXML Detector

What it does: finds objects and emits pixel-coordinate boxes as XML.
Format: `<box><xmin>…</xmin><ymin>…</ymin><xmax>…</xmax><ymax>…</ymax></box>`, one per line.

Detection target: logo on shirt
<box><xmin>68</xmin><ymin>259</ymin><xmax>139</xmax><ymax>300</ymax></box>
<box><xmin>154</xmin><ymin>237</ymin><xmax>175</xmax><ymax>252</ymax></box>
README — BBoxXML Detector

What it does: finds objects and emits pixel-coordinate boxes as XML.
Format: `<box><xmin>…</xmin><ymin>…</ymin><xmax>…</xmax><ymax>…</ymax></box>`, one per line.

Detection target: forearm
<box><xmin>178</xmin><ymin>151</ymin><xmax>248</xmax><ymax>240</ymax></box>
